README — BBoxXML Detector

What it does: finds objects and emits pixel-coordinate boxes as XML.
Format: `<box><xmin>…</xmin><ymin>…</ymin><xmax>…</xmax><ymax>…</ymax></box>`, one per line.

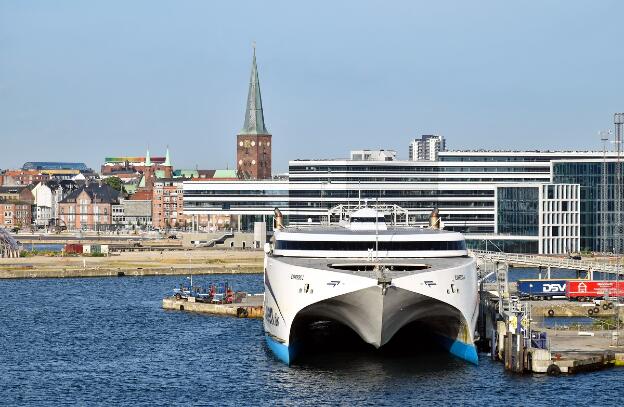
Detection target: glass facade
<box><xmin>497</xmin><ymin>187</ymin><xmax>539</xmax><ymax>236</ymax></box>
<box><xmin>553</xmin><ymin>161</ymin><xmax>620</xmax><ymax>252</ymax></box>
<box><xmin>466</xmin><ymin>238</ymin><xmax>538</xmax><ymax>254</ymax></box>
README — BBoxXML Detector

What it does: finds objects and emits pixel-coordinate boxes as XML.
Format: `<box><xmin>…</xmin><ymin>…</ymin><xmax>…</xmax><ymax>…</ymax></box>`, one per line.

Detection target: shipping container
<box><xmin>64</xmin><ymin>243</ymin><xmax>83</xmax><ymax>254</ymax></box>
<box><xmin>566</xmin><ymin>280</ymin><xmax>624</xmax><ymax>301</ymax></box>
<box><xmin>517</xmin><ymin>279</ymin><xmax>568</xmax><ymax>300</ymax></box>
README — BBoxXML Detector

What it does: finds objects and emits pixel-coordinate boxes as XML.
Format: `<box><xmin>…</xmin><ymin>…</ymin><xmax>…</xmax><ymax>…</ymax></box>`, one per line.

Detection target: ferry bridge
<box><xmin>0</xmin><ymin>228</ymin><xmax>21</xmax><ymax>258</ymax></box>
<box><xmin>471</xmin><ymin>249</ymin><xmax>623</xmax><ymax>315</ymax></box>
<box><xmin>471</xmin><ymin>249</ymin><xmax>622</xmax><ymax>280</ymax></box>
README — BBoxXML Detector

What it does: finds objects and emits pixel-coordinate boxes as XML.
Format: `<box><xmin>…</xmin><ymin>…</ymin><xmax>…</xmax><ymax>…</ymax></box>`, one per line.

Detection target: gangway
<box><xmin>471</xmin><ymin>250</ymin><xmax>622</xmax><ymax>277</ymax></box>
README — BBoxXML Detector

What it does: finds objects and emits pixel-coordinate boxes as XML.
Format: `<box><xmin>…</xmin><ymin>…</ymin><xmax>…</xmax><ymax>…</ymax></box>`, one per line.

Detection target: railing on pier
<box><xmin>470</xmin><ymin>250</ymin><xmax>621</xmax><ymax>276</ymax></box>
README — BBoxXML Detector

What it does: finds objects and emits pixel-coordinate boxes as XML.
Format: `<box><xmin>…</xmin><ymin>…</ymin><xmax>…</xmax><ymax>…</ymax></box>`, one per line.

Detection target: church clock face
<box><xmin>243</xmin><ymin>140</ymin><xmax>251</xmax><ymax>148</ymax></box>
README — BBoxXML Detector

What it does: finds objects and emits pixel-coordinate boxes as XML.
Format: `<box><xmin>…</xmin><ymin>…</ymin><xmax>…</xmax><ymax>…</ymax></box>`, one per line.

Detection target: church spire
<box><xmin>239</xmin><ymin>44</ymin><xmax>269</xmax><ymax>135</ymax></box>
<box><xmin>145</xmin><ymin>148</ymin><xmax>152</xmax><ymax>167</ymax></box>
<box><xmin>164</xmin><ymin>146</ymin><xmax>171</xmax><ymax>167</ymax></box>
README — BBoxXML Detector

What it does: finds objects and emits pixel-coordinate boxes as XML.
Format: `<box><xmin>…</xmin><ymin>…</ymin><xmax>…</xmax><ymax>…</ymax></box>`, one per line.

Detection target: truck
<box><xmin>517</xmin><ymin>279</ymin><xmax>568</xmax><ymax>300</ymax></box>
<box><xmin>566</xmin><ymin>280</ymin><xmax>624</xmax><ymax>301</ymax></box>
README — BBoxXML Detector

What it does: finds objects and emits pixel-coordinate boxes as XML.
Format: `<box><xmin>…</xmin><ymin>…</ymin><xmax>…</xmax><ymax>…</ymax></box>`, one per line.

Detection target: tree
<box><xmin>104</xmin><ymin>177</ymin><xmax>125</xmax><ymax>193</ymax></box>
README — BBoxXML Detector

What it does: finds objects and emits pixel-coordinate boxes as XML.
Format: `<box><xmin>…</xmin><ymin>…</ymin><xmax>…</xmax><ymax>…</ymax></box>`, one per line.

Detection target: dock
<box><xmin>162</xmin><ymin>294</ymin><xmax>264</xmax><ymax>319</ymax></box>
<box><xmin>476</xmin><ymin>250</ymin><xmax>624</xmax><ymax>375</ymax></box>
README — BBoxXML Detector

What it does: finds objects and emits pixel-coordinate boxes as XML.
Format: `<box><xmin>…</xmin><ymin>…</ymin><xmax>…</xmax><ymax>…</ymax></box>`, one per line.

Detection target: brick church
<box><xmin>236</xmin><ymin>48</ymin><xmax>272</xmax><ymax>180</ymax></box>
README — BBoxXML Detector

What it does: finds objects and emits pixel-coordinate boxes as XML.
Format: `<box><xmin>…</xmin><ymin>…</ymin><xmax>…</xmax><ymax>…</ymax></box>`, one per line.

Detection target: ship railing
<box><xmin>326</xmin><ymin>204</ymin><xmax>410</xmax><ymax>226</ymax></box>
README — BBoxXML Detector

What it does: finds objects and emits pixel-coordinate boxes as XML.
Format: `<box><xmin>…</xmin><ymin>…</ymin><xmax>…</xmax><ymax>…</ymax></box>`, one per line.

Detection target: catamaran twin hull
<box><xmin>263</xmin><ymin>255</ymin><xmax>479</xmax><ymax>365</ymax></box>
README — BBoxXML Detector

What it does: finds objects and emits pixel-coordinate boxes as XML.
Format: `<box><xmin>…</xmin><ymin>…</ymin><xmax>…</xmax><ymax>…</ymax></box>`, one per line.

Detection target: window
<box><xmin>275</xmin><ymin>240</ymin><xmax>466</xmax><ymax>251</ymax></box>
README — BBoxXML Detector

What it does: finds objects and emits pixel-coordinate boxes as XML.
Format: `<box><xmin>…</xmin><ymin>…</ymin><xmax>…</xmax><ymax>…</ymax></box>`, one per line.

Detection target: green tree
<box><xmin>104</xmin><ymin>176</ymin><xmax>125</xmax><ymax>192</ymax></box>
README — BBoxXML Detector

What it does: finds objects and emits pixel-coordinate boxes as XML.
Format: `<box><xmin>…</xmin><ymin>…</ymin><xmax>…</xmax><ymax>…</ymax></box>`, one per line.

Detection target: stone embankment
<box><xmin>0</xmin><ymin>249</ymin><xmax>264</xmax><ymax>279</ymax></box>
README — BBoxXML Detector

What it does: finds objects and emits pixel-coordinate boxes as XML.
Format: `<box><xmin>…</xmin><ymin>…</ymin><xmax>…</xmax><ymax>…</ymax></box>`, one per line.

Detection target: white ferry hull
<box><xmin>263</xmin><ymin>256</ymin><xmax>479</xmax><ymax>365</ymax></box>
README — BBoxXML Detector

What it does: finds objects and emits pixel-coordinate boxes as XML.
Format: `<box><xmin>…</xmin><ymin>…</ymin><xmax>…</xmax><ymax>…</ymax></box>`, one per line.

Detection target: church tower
<box><xmin>236</xmin><ymin>47</ymin><xmax>272</xmax><ymax>179</ymax></box>
<box><xmin>163</xmin><ymin>147</ymin><xmax>173</xmax><ymax>178</ymax></box>
<box><xmin>143</xmin><ymin>148</ymin><xmax>154</xmax><ymax>190</ymax></box>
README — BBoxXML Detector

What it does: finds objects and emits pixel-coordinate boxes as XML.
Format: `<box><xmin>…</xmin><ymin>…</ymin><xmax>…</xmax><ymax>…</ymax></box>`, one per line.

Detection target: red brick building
<box><xmin>1</xmin><ymin>170</ymin><xmax>50</xmax><ymax>186</ymax></box>
<box><xmin>152</xmin><ymin>179</ymin><xmax>187</xmax><ymax>229</ymax></box>
<box><xmin>236</xmin><ymin>50</ymin><xmax>272</xmax><ymax>180</ymax></box>
<box><xmin>58</xmin><ymin>183</ymin><xmax>120</xmax><ymax>231</ymax></box>
<box><xmin>0</xmin><ymin>200</ymin><xmax>32</xmax><ymax>228</ymax></box>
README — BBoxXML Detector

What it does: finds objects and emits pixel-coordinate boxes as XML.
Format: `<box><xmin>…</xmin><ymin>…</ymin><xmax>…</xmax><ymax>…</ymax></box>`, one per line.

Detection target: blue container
<box><xmin>517</xmin><ymin>279</ymin><xmax>568</xmax><ymax>299</ymax></box>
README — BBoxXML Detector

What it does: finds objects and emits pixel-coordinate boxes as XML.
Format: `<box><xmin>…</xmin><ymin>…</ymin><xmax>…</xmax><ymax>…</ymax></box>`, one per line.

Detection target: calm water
<box><xmin>1</xmin><ymin>273</ymin><xmax>622</xmax><ymax>406</ymax></box>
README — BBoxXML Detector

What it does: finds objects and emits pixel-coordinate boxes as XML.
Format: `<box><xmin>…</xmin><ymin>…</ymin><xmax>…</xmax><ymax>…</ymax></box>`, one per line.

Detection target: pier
<box><xmin>162</xmin><ymin>294</ymin><xmax>264</xmax><ymax>318</ymax></box>
<box><xmin>474</xmin><ymin>250</ymin><xmax>624</xmax><ymax>374</ymax></box>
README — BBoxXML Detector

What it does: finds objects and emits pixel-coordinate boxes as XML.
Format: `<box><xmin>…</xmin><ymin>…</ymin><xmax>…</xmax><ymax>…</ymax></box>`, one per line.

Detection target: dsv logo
<box><xmin>543</xmin><ymin>283</ymin><xmax>566</xmax><ymax>292</ymax></box>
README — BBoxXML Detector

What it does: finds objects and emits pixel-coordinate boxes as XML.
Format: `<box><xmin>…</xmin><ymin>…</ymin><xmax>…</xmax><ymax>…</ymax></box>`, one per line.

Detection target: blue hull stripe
<box><xmin>265</xmin><ymin>335</ymin><xmax>292</xmax><ymax>365</ymax></box>
<box><xmin>265</xmin><ymin>334</ymin><xmax>477</xmax><ymax>366</ymax></box>
<box><xmin>436</xmin><ymin>335</ymin><xmax>479</xmax><ymax>365</ymax></box>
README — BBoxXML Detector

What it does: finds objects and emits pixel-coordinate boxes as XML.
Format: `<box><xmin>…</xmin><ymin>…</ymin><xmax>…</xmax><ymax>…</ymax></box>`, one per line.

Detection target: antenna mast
<box><xmin>614</xmin><ymin>113</ymin><xmax>624</xmax><ymax>342</ymax></box>
<box><xmin>600</xmin><ymin>130</ymin><xmax>611</xmax><ymax>253</ymax></box>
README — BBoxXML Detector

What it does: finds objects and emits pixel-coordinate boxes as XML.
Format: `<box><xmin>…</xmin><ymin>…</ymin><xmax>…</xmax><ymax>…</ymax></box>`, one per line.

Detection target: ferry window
<box><xmin>351</xmin><ymin>217</ymin><xmax>385</xmax><ymax>223</ymax></box>
<box><xmin>275</xmin><ymin>240</ymin><xmax>466</xmax><ymax>251</ymax></box>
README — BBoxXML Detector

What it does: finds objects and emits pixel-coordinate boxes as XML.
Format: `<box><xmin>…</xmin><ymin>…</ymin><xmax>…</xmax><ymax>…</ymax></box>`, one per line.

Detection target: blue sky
<box><xmin>1</xmin><ymin>1</ymin><xmax>623</xmax><ymax>172</ymax></box>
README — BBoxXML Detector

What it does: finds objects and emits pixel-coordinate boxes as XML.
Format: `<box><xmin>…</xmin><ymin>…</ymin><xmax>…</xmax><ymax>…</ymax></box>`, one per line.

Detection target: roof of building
<box><xmin>213</xmin><ymin>169</ymin><xmax>238</xmax><ymax>178</ymax></box>
<box><xmin>60</xmin><ymin>183</ymin><xmax>120</xmax><ymax>204</ymax></box>
<box><xmin>238</xmin><ymin>48</ymin><xmax>270</xmax><ymax>136</ymax></box>
<box><xmin>103</xmin><ymin>156</ymin><xmax>166</xmax><ymax>164</ymax></box>
<box><xmin>129</xmin><ymin>190</ymin><xmax>152</xmax><ymax>201</ymax></box>
<box><xmin>22</xmin><ymin>162</ymin><xmax>89</xmax><ymax>171</ymax></box>
<box><xmin>173</xmin><ymin>169</ymin><xmax>198</xmax><ymax>178</ymax></box>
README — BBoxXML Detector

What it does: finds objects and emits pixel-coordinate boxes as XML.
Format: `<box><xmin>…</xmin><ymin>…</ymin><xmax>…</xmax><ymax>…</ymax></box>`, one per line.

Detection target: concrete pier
<box><xmin>162</xmin><ymin>294</ymin><xmax>264</xmax><ymax>319</ymax></box>
<box><xmin>479</xmin><ymin>289</ymin><xmax>624</xmax><ymax>375</ymax></box>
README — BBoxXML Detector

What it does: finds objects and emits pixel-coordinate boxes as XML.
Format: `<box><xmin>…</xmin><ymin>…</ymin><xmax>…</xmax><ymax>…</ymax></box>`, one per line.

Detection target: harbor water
<box><xmin>0</xmin><ymin>272</ymin><xmax>622</xmax><ymax>406</ymax></box>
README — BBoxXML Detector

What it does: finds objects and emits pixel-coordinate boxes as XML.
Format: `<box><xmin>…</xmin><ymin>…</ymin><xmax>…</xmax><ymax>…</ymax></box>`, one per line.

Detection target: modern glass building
<box><xmin>497</xmin><ymin>186</ymin><xmax>539</xmax><ymax>236</ymax></box>
<box><xmin>184</xmin><ymin>151</ymin><xmax>610</xmax><ymax>254</ymax></box>
<box><xmin>22</xmin><ymin>162</ymin><xmax>90</xmax><ymax>171</ymax></box>
<box><xmin>552</xmin><ymin>159</ymin><xmax>622</xmax><ymax>253</ymax></box>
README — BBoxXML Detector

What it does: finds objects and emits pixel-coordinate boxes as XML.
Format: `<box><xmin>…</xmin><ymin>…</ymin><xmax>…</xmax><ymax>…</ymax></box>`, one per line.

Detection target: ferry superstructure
<box><xmin>263</xmin><ymin>205</ymin><xmax>479</xmax><ymax>365</ymax></box>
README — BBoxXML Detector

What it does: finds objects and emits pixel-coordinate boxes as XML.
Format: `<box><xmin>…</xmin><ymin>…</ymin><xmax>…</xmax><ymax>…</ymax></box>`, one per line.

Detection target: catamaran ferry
<box><xmin>263</xmin><ymin>205</ymin><xmax>479</xmax><ymax>365</ymax></box>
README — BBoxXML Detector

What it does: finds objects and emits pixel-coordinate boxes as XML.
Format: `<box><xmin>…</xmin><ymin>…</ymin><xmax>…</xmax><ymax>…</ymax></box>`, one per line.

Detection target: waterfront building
<box><xmin>58</xmin><ymin>183</ymin><xmax>120</xmax><ymax>231</ymax></box>
<box><xmin>236</xmin><ymin>49</ymin><xmax>272</xmax><ymax>180</ymax></box>
<box><xmin>551</xmin><ymin>159</ymin><xmax>624</xmax><ymax>253</ymax></box>
<box><xmin>112</xmin><ymin>197</ymin><xmax>152</xmax><ymax>228</ymax></box>
<box><xmin>152</xmin><ymin>178</ymin><xmax>187</xmax><ymax>229</ymax></box>
<box><xmin>31</xmin><ymin>181</ymin><xmax>64</xmax><ymax>227</ymax></box>
<box><xmin>409</xmin><ymin>135</ymin><xmax>446</xmax><ymax>161</ymax></box>
<box><xmin>184</xmin><ymin>150</ymin><xmax>616</xmax><ymax>254</ymax></box>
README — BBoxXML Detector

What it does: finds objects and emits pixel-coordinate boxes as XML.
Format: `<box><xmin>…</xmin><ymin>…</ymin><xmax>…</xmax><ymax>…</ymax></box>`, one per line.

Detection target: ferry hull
<box><xmin>263</xmin><ymin>256</ymin><xmax>478</xmax><ymax>365</ymax></box>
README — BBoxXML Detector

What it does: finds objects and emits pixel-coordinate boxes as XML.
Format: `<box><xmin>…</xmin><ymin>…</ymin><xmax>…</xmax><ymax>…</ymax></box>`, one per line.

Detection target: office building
<box><xmin>409</xmin><ymin>135</ymin><xmax>446</xmax><ymax>161</ymax></box>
